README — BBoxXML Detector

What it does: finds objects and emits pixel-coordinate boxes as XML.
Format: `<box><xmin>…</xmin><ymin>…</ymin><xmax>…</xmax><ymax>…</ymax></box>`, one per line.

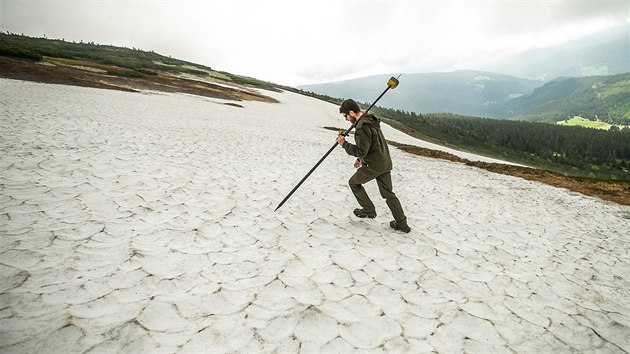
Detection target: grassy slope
<box><xmin>507</xmin><ymin>73</ymin><xmax>630</xmax><ymax>125</ymax></box>
<box><xmin>557</xmin><ymin>117</ymin><xmax>613</xmax><ymax>130</ymax></box>
<box><xmin>0</xmin><ymin>33</ymin><xmax>279</xmax><ymax>91</ymax></box>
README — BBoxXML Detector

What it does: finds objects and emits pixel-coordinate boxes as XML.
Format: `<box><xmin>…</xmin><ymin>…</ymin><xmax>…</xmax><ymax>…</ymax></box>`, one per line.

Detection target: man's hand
<box><xmin>354</xmin><ymin>159</ymin><xmax>361</xmax><ymax>168</ymax></box>
<box><xmin>336</xmin><ymin>135</ymin><xmax>346</xmax><ymax>146</ymax></box>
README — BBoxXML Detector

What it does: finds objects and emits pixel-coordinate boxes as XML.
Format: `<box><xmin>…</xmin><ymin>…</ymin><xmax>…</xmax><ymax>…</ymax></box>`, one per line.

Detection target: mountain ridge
<box><xmin>299</xmin><ymin>26</ymin><xmax>629</xmax><ymax>121</ymax></box>
<box><xmin>299</xmin><ymin>70</ymin><xmax>541</xmax><ymax>119</ymax></box>
<box><xmin>299</xmin><ymin>70</ymin><xmax>630</xmax><ymax>124</ymax></box>
<box><xmin>503</xmin><ymin>72</ymin><xmax>630</xmax><ymax>124</ymax></box>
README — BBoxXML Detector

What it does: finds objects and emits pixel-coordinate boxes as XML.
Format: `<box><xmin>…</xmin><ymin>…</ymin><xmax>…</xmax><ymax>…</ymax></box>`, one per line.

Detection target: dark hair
<box><xmin>339</xmin><ymin>99</ymin><xmax>361</xmax><ymax>114</ymax></box>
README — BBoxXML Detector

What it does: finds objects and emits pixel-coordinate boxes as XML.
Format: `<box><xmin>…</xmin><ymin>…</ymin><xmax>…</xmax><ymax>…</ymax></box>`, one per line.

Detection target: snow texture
<box><xmin>1</xmin><ymin>78</ymin><xmax>629</xmax><ymax>353</ymax></box>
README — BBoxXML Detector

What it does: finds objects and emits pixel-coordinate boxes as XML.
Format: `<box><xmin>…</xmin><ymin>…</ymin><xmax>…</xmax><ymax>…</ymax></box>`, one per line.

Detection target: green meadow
<box><xmin>557</xmin><ymin>116</ymin><xmax>613</xmax><ymax>130</ymax></box>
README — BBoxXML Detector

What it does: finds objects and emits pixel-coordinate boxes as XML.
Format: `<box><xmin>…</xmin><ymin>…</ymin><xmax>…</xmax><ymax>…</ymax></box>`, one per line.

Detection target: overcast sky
<box><xmin>1</xmin><ymin>0</ymin><xmax>628</xmax><ymax>86</ymax></box>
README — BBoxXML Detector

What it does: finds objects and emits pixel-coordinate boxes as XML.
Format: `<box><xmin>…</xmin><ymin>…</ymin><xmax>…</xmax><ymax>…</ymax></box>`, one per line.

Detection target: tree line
<box><xmin>279</xmin><ymin>89</ymin><xmax>629</xmax><ymax>179</ymax></box>
<box><xmin>0</xmin><ymin>32</ymin><xmax>211</xmax><ymax>76</ymax></box>
<box><xmin>370</xmin><ymin>106</ymin><xmax>630</xmax><ymax>180</ymax></box>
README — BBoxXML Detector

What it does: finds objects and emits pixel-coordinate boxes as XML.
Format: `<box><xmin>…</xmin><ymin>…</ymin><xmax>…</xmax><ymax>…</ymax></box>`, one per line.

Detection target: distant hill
<box><xmin>486</xmin><ymin>26</ymin><xmax>629</xmax><ymax>81</ymax></box>
<box><xmin>502</xmin><ymin>72</ymin><xmax>630</xmax><ymax>124</ymax></box>
<box><xmin>299</xmin><ymin>70</ymin><xmax>630</xmax><ymax>125</ymax></box>
<box><xmin>299</xmin><ymin>27</ymin><xmax>629</xmax><ymax>120</ymax></box>
<box><xmin>298</xmin><ymin>71</ymin><xmax>540</xmax><ymax>118</ymax></box>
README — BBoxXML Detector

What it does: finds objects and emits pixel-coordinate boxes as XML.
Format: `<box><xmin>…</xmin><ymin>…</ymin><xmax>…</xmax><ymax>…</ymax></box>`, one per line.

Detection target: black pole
<box><xmin>275</xmin><ymin>76</ymin><xmax>400</xmax><ymax>212</ymax></box>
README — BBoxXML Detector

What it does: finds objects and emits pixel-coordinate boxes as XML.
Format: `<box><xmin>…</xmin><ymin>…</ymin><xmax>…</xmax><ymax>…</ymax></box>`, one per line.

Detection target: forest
<box><xmin>288</xmin><ymin>89</ymin><xmax>630</xmax><ymax>180</ymax></box>
<box><xmin>370</xmin><ymin>106</ymin><xmax>630</xmax><ymax>180</ymax></box>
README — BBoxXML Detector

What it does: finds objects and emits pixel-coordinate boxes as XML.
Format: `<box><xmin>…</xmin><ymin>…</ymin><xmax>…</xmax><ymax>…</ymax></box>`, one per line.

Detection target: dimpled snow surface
<box><xmin>1</xmin><ymin>78</ymin><xmax>629</xmax><ymax>353</ymax></box>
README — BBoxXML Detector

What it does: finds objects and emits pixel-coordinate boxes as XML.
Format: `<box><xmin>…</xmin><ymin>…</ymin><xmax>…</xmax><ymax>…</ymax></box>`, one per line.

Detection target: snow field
<box><xmin>1</xmin><ymin>79</ymin><xmax>629</xmax><ymax>353</ymax></box>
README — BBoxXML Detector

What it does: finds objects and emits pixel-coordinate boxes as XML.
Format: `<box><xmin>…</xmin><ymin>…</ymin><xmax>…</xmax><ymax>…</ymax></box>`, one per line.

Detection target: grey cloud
<box><xmin>478</xmin><ymin>1</ymin><xmax>627</xmax><ymax>35</ymax></box>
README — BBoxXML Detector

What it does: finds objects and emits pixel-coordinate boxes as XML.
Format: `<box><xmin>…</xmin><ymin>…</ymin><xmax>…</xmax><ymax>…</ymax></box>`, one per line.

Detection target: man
<box><xmin>336</xmin><ymin>99</ymin><xmax>411</xmax><ymax>233</ymax></box>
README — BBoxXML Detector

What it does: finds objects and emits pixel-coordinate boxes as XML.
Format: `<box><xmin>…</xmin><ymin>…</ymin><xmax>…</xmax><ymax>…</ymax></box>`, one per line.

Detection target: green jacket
<box><xmin>342</xmin><ymin>114</ymin><xmax>392</xmax><ymax>174</ymax></box>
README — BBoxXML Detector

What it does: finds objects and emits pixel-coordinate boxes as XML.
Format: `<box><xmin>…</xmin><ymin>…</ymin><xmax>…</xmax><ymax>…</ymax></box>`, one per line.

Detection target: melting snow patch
<box><xmin>1</xmin><ymin>78</ymin><xmax>629</xmax><ymax>352</ymax></box>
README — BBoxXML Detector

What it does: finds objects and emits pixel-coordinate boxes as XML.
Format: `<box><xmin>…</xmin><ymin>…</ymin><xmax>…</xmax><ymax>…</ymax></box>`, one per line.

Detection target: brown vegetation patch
<box><xmin>322</xmin><ymin>127</ymin><xmax>630</xmax><ymax>205</ymax></box>
<box><xmin>0</xmin><ymin>56</ymin><xmax>279</xmax><ymax>103</ymax></box>
<box><xmin>390</xmin><ymin>142</ymin><xmax>630</xmax><ymax>206</ymax></box>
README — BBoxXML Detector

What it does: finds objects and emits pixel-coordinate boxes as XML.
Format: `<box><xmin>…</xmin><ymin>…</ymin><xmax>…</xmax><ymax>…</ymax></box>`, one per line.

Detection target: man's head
<box><xmin>339</xmin><ymin>99</ymin><xmax>362</xmax><ymax>123</ymax></box>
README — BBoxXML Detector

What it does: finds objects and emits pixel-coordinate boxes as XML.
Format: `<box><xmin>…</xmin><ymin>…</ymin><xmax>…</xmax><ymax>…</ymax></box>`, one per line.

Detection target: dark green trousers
<box><xmin>349</xmin><ymin>168</ymin><xmax>407</xmax><ymax>225</ymax></box>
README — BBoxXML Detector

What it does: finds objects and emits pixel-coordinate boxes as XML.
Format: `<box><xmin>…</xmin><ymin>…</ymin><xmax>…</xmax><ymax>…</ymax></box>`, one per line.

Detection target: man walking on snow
<box><xmin>336</xmin><ymin>99</ymin><xmax>411</xmax><ymax>233</ymax></box>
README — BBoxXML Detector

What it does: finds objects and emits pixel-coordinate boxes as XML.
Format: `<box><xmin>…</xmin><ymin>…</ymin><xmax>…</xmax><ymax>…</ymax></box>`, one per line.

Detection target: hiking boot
<box><xmin>353</xmin><ymin>208</ymin><xmax>377</xmax><ymax>219</ymax></box>
<box><xmin>390</xmin><ymin>220</ymin><xmax>411</xmax><ymax>233</ymax></box>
